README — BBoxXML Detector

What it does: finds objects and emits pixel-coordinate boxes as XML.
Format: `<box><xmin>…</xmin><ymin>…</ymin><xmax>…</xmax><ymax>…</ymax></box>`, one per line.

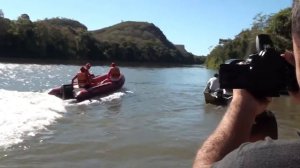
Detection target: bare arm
<box><xmin>193</xmin><ymin>90</ymin><xmax>269</xmax><ymax>167</ymax></box>
<box><xmin>71</xmin><ymin>75</ymin><xmax>77</xmax><ymax>84</ymax></box>
<box><xmin>293</xmin><ymin>0</ymin><xmax>300</xmax><ymax>86</ymax></box>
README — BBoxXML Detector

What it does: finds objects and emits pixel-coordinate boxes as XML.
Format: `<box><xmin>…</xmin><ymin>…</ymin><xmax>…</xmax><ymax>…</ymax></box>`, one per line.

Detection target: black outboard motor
<box><xmin>61</xmin><ymin>84</ymin><xmax>74</xmax><ymax>100</ymax></box>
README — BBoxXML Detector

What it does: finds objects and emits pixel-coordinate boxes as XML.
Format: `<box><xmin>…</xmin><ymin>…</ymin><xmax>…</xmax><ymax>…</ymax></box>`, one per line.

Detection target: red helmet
<box><xmin>111</xmin><ymin>62</ymin><xmax>116</xmax><ymax>67</ymax></box>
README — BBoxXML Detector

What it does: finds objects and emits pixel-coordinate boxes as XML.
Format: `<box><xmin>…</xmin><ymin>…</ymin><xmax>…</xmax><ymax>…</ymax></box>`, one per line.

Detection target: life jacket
<box><xmin>109</xmin><ymin>67</ymin><xmax>121</xmax><ymax>79</ymax></box>
<box><xmin>77</xmin><ymin>72</ymin><xmax>88</xmax><ymax>87</ymax></box>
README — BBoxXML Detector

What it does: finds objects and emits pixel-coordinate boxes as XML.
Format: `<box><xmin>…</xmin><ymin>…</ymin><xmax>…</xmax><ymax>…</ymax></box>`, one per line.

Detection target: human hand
<box><xmin>281</xmin><ymin>51</ymin><xmax>300</xmax><ymax>103</ymax></box>
<box><xmin>232</xmin><ymin>89</ymin><xmax>271</xmax><ymax>116</ymax></box>
<box><xmin>281</xmin><ymin>50</ymin><xmax>295</xmax><ymax>66</ymax></box>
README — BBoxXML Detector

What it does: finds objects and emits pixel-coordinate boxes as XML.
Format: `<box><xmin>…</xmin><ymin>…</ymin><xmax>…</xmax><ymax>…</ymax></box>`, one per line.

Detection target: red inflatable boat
<box><xmin>48</xmin><ymin>74</ymin><xmax>125</xmax><ymax>102</ymax></box>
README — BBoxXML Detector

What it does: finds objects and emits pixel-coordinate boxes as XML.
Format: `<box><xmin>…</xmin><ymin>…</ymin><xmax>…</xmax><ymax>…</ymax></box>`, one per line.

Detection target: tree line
<box><xmin>205</xmin><ymin>8</ymin><xmax>292</xmax><ymax>69</ymax></box>
<box><xmin>0</xmin><ymin>12</ymin><xmax>205</xmax><ymax>65</ymax></box>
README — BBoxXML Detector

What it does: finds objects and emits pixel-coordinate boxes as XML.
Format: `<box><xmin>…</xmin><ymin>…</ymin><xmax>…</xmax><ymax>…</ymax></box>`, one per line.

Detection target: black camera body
<box><xmin>219</xmin><ymin>34</ymin><xmax>298</xmax><ymax>97</ymax></box>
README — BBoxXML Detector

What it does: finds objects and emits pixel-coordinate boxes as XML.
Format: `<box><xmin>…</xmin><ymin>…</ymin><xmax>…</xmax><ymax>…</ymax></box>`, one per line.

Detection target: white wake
<box><xmin>0</xmin><ymin>89</ymin><xmax>66</xmax><ymax>149</ymax></box>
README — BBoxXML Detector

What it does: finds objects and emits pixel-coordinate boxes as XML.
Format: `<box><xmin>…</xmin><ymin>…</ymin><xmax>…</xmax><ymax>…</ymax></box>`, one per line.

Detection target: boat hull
<box><xmin>48</xmin><ymin>74</ymin><xmax>125</xmax><ymax>102</ymax></box>
<box><xmin>76</xmin><ymin>75</ymin><xmax>125</xmax><ymax>102</ymax></box>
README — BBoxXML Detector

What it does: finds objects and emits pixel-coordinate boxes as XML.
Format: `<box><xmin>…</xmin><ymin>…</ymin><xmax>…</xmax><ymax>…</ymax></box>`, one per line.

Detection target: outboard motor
<box><xmin>61</xmin><ymin>84</ymin><xmax>74</xmax><ymax>100</ymax></box>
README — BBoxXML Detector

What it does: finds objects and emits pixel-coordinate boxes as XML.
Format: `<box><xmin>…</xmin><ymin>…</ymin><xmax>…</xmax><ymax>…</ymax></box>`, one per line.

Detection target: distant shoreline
<box><xmin>0</xmin><ymin>57</ymin><xmax>203</xmax><ymax>67</ymax></box>
<box><xmin>0</xmin><ymin>18</ymin><xmax>205</xmax><ymax>65</ymax></box>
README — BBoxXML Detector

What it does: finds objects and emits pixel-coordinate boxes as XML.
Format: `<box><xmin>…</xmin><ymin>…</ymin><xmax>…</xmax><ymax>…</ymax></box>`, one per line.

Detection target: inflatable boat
<box><xmin>48</xmin><ymin>74</ymin><xmax>125</xmax><ymax>102</ymax></box>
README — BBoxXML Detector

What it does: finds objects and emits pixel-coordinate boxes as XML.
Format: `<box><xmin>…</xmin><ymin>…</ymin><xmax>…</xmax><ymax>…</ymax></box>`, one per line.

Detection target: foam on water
<box><xmin>0</xmin><ymin>89</ymin><xmax>66</xmax><ymax>149</ymax></box>
<box><xmin>99</xmin><ymin>92</ymin><xmax>126</xmax><ymax>102</ymax></box>
<box><xmin>64</xmin><ymin>91</ymin><xmax>127</xmax><ymax>107</ymax></box>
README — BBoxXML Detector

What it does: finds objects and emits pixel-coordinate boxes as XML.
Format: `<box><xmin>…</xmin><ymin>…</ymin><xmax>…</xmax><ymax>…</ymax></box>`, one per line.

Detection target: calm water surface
<box><xmin>0</xmin><ymin>63</ymin><xmax>300</xmax><ymax>168</ymax></box>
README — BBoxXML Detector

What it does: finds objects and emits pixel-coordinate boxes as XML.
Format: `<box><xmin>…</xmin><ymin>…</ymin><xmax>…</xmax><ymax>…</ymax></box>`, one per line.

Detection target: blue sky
<box><xmin>0</xmin><ymin>0</ymin><xmax>293</xmax><ymax>56</ymax></box>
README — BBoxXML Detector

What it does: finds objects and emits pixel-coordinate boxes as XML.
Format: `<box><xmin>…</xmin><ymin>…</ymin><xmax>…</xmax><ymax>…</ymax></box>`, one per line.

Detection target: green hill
<box><xmin>92</xmin><ymin>21</ymin><xmax>175</xmax><ymax>49</ymax></box>
<box><xmin>37</xmin><ymin>17</ymin><xmax>88</xmax><ymax>31</ymax></box>
<box><xmin>91</xmin><ymin>21</ymin><xmax>201</xmax><ymax>63</ymax></box>
<box><xmin>0</xmin><ymin>15</ymin><xmax>204</xmax><ymax>64</ymax></box>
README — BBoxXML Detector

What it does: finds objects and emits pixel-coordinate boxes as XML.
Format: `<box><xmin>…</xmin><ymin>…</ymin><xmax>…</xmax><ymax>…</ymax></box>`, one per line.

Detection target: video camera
<box><xmin>219</xmin><ymin>34</ymin><xmax>299</xmax><ymax>97</ymax></box>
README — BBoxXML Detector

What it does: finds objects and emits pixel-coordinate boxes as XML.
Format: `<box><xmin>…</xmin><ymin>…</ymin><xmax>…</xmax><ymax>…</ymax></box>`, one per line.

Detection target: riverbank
<box><xmin>0</xmin><ymin>56</ymin><xmax>204</xmax><ymax>68</ymax></box>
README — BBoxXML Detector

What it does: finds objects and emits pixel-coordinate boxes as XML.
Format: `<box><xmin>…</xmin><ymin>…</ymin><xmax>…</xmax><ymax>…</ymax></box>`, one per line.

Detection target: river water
<box><xmin>0</xmin><ymin>63</ymin><xmax>300</xmax><ymax>168</ymax></box>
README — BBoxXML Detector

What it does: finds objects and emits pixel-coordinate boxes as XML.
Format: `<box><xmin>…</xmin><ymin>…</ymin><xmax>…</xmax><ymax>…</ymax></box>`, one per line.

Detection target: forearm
<box><xmin>193</xmin><ymin>93</ymin><xmax>259</xmax><ymax>167</ymax></box>
<box><xmin>293</xmin><ymin>0</ymin><xmax>300</xmax><ymax>85</ymax></box>
<box><xmin>71</xmin><ymin>76</ymin><xmax>76</xmax><ymax>83</ymax></box>
<box><xmin>292</xmin><ymin>36</ymin><xmax>300</xmax><ymax>86</ymax></box>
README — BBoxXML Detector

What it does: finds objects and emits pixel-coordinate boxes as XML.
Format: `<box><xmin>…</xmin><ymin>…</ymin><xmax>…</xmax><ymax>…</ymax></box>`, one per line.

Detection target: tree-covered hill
<box><xmin>205</xmin><ymin>8</ymin><xmax>292</xmax><ymax>69</ymax></box>
<box><xmin>37</xmin><ymin>17</ymin><xmax>88</xmax><ymax>31</ymax></box>
<box><xmin>0</xmin><ymin>14</ymin><xmax>204</xmax><ymax>64</ymax></box>
<box><xmin>91</xmin><ymin>21</ymin><xmax>203</xmax><ymax>63</ymax></box>
<box><xmin>93</xmin><ymin>21</ymin><xmax>175</xmax><ymax>48</ymax></box>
